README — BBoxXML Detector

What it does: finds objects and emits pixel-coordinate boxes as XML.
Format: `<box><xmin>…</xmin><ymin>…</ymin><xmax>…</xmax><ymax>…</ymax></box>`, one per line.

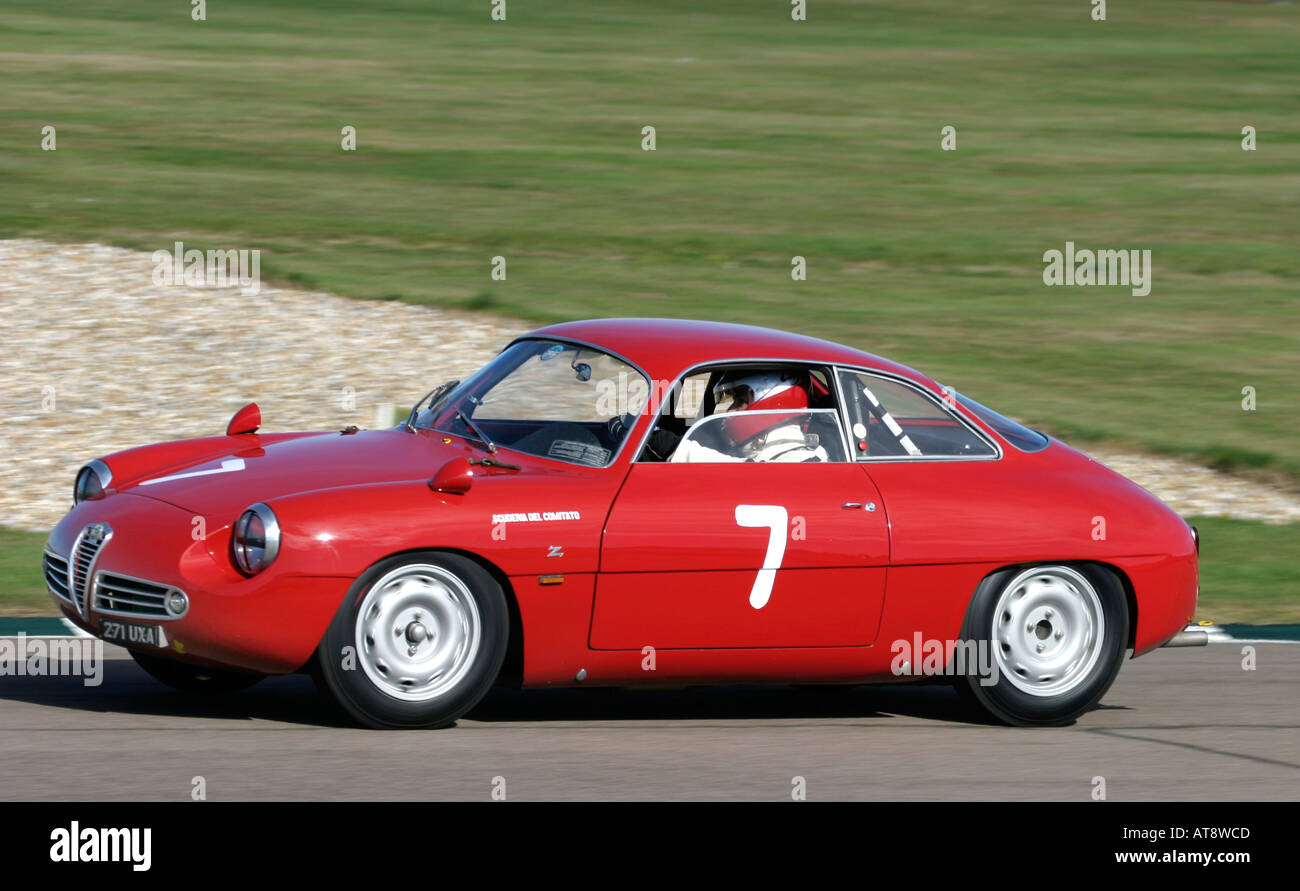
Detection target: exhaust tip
<box><xmin>1163</xmin><ymin>629</ymin><xmax>1209</xmax><ymax>648</ymax></box>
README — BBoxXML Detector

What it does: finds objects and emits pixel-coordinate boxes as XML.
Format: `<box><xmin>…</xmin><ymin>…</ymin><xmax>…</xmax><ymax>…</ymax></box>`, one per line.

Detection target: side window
<box><xmin>670</xmin><ymin>409</ymin><xmax>849</xmax><ymax>463</ymax></box>
<box><xmin>639</xmin><ymin>364</ymin><xmax>845</xmax><ymax>462</ymax></box>
<box><xmin>837</xmin><ymin>370</ymin><xmax>996</xmax><ymax>459</ymax></box>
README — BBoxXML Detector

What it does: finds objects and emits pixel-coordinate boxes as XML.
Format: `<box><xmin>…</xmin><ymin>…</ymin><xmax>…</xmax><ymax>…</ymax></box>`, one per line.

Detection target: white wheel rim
<box><xmin>354</xmin><ymin>564</ymin><xmax>482</xmax><ymax>702</ymax></box>
<box><xmin>992</xmin><ymin>566</ymin><xmax>1105</xmax><ymax>697</ymax></box>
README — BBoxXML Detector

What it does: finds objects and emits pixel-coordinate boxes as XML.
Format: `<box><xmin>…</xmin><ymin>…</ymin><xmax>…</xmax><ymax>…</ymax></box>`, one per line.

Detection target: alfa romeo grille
<box><xmin>43</xmin><ymin>551</ymin><xmax>71</xmax><ymax>603</ymax></box>
<box><xmin>94</xmin><ymin>573</ymin><xmax>179</xmax><ymax>619</ymax></box>
<box><xmin>68</xmin><ymin>523</ymin><xmax>113</xmax><ymax>616</ymax></box>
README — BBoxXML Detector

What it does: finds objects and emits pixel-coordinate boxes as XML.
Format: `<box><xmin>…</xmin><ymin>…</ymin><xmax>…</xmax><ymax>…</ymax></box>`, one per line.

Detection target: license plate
<box><xmin>98</xmin><ymin>618</ymin><xmax>167</xmax><ymax>648</ymax></box>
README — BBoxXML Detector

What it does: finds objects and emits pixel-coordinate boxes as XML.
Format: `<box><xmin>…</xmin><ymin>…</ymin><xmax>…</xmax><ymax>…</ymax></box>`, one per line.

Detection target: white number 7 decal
<box><xmin>734</xmin><ymin>504</ymin><xmax>789</xmax><ymax>610</ymax></box>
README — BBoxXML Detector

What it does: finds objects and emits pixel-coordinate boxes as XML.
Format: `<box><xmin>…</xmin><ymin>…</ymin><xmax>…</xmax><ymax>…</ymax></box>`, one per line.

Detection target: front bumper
<box><xmin>47</xmin><ymin>493</ymin><xmax>350</xmax><ymax>675</ymax></box>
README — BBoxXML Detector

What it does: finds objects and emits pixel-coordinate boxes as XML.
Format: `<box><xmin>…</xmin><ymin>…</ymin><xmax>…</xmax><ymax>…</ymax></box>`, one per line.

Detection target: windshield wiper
<box><xmin>405</xmin><ymin>380</ymin><xmax>459</xmax><ymax>433</ymax></box>
<box><xmin>455</xmin><ymin>409</ymin><xmax>498</xmax><ymax>454</ymax></box>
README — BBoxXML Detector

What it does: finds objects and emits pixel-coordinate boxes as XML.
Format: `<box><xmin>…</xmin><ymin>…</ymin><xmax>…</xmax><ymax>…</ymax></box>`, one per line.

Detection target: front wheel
<box><xmin>313</xmin><ymin>551</ymin><xmax>508</xmax><ymax>729</ymax></box>
<box><xmin>956</xmin><ymin>563</ymin><xmax>1128</xmax><ymax>726</ymax></box>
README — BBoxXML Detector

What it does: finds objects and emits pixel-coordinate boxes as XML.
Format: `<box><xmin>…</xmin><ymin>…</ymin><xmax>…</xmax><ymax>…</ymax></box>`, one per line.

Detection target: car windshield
<box><xmin>413</xmin><ymin>339</ymin><xmax>649</xmax><ymax>467</ymax></box>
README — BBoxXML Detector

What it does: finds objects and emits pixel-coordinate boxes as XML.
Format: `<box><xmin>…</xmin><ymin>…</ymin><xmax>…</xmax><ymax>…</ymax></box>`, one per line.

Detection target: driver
<box><xmin>670</xmin><ymin>369</ymin><xmax>828</xmax><ymax>463</ymax></box>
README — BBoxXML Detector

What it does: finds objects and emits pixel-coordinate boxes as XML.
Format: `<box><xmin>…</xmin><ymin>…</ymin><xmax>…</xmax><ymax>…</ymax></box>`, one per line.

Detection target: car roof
<box><xmin>523</xmin><ymin>318</ymin><xmax>935</xmax><ymax>389</ymax></box>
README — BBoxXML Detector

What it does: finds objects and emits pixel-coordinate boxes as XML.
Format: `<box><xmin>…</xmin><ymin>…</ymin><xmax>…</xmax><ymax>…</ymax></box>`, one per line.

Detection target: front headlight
<box><xmin>73</xmin><ymin>460</ymin><xmax>112</xmax><ymax>504</ymax></box>
<box><xmin>232</xmin><ymin>503</ymin><xmax>281</xmax><ymax>575</ymax></box>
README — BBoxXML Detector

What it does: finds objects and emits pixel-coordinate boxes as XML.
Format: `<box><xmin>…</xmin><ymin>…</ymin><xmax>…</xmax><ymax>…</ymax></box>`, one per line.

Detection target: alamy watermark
<box><xmin>0</xmin><ymin>633</ymin><xmax>103</xmax><ymax>686</ymax></box>
<box><xmin>152</xmin><ymin>240</ymin><xmax>261</xmax><ymax>296</ymax></box>
<box><xmin>594</xmin><ymin>372</ymin><xmax>673</xmax><ymax>417</ymax></box>
<box><xmin>1042</xmin><ymin>241</ymin><xmax>1152</xmax><ymax>297</ymax></box>
<box><xmin>50</xmin><ymin>821</ymin><xmax>150</xmax><ymax>871</ymax></box>
<box><xmin>890</xmin><ymin>634</ymin><xmax>999</xmax><ymax>686</ymax></box>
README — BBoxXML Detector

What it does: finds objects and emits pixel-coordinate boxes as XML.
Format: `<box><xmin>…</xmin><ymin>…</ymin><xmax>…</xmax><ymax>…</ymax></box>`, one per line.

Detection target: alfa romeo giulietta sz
<box><xmin>46</xmin><ymin>319</ymin><xmax>1198</xmax><ymax>728</ymax></box>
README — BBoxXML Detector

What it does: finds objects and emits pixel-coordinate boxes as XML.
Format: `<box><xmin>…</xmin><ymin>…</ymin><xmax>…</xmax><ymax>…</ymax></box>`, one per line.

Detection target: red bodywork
<box><xmin>47</xmin><ymin>319</ymin><xmax>1198</xmax><ymax>683</ymax></box>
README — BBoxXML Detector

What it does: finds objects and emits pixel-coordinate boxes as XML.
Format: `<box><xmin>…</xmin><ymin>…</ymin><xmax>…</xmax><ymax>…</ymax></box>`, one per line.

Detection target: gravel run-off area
<box><xmin>1</xmin><ymin>238</ymin><xmax>1297</xmax><ymax>534</ymax></box>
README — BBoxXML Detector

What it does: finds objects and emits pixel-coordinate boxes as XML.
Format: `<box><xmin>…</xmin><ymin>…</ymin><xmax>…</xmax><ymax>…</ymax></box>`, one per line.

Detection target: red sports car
<box><xmin>46</xmin><ymin>318</ymin><xmax>1199</xmax><ymax>728</ymax></box>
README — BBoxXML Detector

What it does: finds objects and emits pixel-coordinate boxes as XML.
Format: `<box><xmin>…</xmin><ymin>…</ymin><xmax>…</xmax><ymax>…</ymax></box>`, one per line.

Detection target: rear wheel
<box><xmin>313</xmin><ymin>551</ymin><xmax>508</xmax><ymax>729</ymax></box>
<box><xmin>957</xmin><ymin>564</ymin><xmax>1128</xmax><ymax>726</ymax></box>
<box><xmin>130</xmin><ymin>650</ymin><xmax>265</xmax><ymax>694</ymax></box>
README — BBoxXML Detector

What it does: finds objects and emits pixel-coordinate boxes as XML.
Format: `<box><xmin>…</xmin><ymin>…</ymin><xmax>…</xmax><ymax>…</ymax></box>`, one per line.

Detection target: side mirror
<box><xmin>429</xmin><ymin>458</ymin><xmax>474</xmax><ymax>495</ymax></box>
<box><xmin>573</xmin><ymin>362</ymin><xmax>592</xmax><ymax>381</ymax></box>
<box><xmin>226</xmin><ymin>403</ymin><xmax>261</xmax><ymax>436</ymax></box>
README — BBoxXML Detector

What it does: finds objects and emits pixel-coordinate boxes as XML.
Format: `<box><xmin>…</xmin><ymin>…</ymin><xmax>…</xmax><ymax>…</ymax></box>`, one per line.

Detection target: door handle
<box><xmin>841</xmin><ymin>502</ymin><xmax>877</xmax><ymax>511</ymax></box>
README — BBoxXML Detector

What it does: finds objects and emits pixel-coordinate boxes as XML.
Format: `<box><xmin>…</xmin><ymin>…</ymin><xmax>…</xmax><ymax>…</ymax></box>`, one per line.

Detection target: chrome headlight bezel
<box><xmin>73</xmin><ymin>459</ymin><xmax>112</xmax><ymax>505</ymax></box>
<box><xmin>232</xmin><ymin>503</ymin><xmax>281</xmax><ymax>576</ymax></box>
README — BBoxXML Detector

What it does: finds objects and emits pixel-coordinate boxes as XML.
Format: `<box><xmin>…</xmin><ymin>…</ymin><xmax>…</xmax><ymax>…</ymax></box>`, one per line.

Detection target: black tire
<box><xmin>313</xmin><ymin>551</ymin><xmax>508</xmax><ymax>729</ymax></box>
<box><xmin>130</xmin><ymin>650</ymin><xmax>265</xmax><ymax>694</ymax></box>
<box><xmin>956</xmin><ymin>563</ymin><xmax>1128</xmax><ymax>726</ymax></box>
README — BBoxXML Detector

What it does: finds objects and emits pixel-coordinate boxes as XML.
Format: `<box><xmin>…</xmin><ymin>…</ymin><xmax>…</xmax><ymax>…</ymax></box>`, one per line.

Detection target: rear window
<box><xmin>955</xmin><ymin>394</ymin><xmax>1050</xmax><ymax>453</ymax></box>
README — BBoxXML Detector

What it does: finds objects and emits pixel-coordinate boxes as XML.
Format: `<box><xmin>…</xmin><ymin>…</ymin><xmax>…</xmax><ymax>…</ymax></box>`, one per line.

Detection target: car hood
<box><xmin>116</xmin><ymin>428</ymin><xmax>463</xmax><ymax>517</ymax></box>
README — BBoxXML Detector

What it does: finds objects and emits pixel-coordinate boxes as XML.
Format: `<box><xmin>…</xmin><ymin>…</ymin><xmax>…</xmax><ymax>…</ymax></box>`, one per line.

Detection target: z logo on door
<box><xmin>734</xmin><ymin>504</ymin><xmax>788</xmax><ymax>610</ymax></box>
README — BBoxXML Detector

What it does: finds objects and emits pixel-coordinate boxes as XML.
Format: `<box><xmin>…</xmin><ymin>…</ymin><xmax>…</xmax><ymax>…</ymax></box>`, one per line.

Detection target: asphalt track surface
<box><xmin>1</xmin><ymin>643</ymin><xmax>1295</xmax><ymax>801</ymax></box>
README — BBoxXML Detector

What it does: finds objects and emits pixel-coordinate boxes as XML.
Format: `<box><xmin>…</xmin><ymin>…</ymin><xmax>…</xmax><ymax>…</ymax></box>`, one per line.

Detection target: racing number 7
<box><xmin>734</xmin><ymin>504</ymin><xmax>789</xmax><ymax>610</ymax></box>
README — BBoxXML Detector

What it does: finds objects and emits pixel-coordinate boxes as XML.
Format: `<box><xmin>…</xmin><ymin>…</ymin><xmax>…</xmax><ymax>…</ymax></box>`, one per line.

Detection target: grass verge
<box><xmin>0</xmin><ymin>528</ymin><xmax>54</xmax><ymax>617</ymax></box>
